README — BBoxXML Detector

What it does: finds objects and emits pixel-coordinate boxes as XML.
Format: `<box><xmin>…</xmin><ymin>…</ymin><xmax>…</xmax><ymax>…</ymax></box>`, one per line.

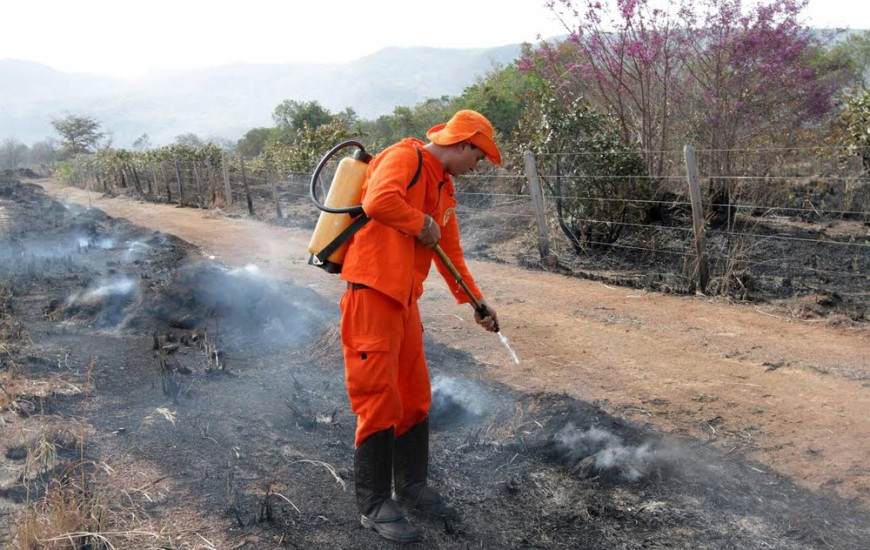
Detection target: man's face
<box><xmin>447</xmin><ymin>142</ymin><xmax>487</xmax><ymax>176</ymax></box>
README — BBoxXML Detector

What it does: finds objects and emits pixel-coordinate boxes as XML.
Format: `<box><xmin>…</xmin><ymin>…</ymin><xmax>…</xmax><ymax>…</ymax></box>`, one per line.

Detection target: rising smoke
<box><xmin>149</xmin><ymin>260</ymin><xmax>335</xmax><ymax>348</ymax></box>
<box><xmin>555</xmin><ymin>423</ymin><xmax>680</xmax><ymax>481</ymax></box>
<box><xmin>430</xmin><ymin>374</ymin><xmax>494</xmax><ymax>429</ymax></box>
<box><xmin>65</xmin><ymin>276</ymin><xmax>140</xmax><ymax>328</ymax></box>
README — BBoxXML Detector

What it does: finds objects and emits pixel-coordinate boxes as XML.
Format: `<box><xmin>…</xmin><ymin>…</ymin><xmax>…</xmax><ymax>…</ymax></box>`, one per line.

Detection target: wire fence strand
<box><xmin>61</xmin><ymin>144</ymin><xmax>869</xmax><ymax>315</ymax></box>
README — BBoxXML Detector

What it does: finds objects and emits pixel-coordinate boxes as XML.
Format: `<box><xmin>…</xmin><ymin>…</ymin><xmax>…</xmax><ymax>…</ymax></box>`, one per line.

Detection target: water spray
<box><xmin>433</xmin><ymin>244</ymin><xmax>520</xmax><ymax>365</ymax></box>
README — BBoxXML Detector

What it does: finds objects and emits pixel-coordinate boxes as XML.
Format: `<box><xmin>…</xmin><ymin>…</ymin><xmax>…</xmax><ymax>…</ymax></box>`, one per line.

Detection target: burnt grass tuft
<box><xmin>0</xmin><ymin>180</ymin><xmax>867</xmax><ymax>548</ymax></box>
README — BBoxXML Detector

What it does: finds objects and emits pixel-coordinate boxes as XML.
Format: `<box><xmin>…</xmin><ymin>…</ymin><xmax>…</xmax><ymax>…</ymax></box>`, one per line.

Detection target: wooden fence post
<box><xmin>683</xmin><ymin>145</ymin><xmax>710</xmax><ymax>292</ymax></box>
<box><xmin>84</xmin><ymin>164</ymin><xmax>94</xmax><ymax>191</ymax></box>
<box><xmin>99</xmin><ymin>167</ymin><xmax>109</xmax><ymax>193</ymax></box>
<box><xmin>205</xmin><ymin>158</ymin><xmax>216</xmax><ymax>207</ymax></box>
<box><xmin>161</xmin><ymin>162</ymin><xmax>172</xmax><ymax>202</ymax></box>
<box><xmin>192</xmin><ymin>162</ymin><xmax>203</xmax><ymax>207</ymax></box>
<box><xmin>222</xmin><ymin>153</ymin><xmax>233</xmax><ymax>206</ymax></box>
<box><xmin>240</xmin><ymin>158</ymin><xmax>254</xmax><ymax>216</ymax></box>
<box><xmin>138</xmin><ymin>161</ymin><xmax>151</xmax><ymax>195</ymax></box>
<box><xmin>129</xmin><ymin>162</ymin><xmax>143</xmax><ymax>194</ymax></box>
<box><xmin>267</xmin><ymin>160</ymin><xmax>283</xmax><ymax>219</ymax></box>
<box><xmin>523</xmin><ymin>150</ymin><xmax>555</xmax><ymax>266</ymax></box>
<box><xmin>173</xmin><ymin>159</ymin><xmax>184</xmax><ymax>200</ymax></box>
<box><xmin>151</xmin><ymin>163</ymin><xmax>159</xmax><ymax>198</ymax></box>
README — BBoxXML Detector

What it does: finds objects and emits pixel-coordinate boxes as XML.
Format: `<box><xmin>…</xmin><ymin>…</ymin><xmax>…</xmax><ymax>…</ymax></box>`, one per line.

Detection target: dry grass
<box><xmin>1</xmin><ymin>277</ymin><xmax>205</xmax><ymax>548</ymax></box>
<box><xmin>1</xmin><ymin>287</ymin><xmax>29</xmax><ymax>359</ymax></box>
<box><xmin>302</xmin><ymin>321</ymin><xmax>341</xmax><ymax>365</ymax></box>
<box><xmin>0</xmin><ymin>362</ymin><xmax>23</xmax><ymax>412</ymax></box>
<box><xmin>15</xmin><ymin>460</ymin><xmax>110</xmax><ymax>549</ymax></box>
<box><xmin>1</xmin><ymin>305</ymin><xmax>201</xmax><ymax>549</ymax></box>
<box><xmin>1</xmin><ymin>366</ymin><xmax>86</xmax><ymax>418</ymax></box>
<box><xmin>8</xmin><ymin>418</ymin><xmax>206</xmax><ymax>550</ymax></box>
<box><xmin>13</xmin><ymin>465</ymin><xmax>191</xmax><ymax>549</ymax></box>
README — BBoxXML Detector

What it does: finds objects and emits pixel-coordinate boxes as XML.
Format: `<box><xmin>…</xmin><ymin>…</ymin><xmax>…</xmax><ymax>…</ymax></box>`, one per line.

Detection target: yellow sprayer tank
<box><xmin>307</xmin><ymin>154</ymin><xmax>369</xmax><ymax>266</ymax></box>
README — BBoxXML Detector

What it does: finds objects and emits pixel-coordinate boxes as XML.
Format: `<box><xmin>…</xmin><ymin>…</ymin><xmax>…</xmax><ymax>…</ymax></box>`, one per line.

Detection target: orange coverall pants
<box><xmin>340</xmin><ymin>285</ymin><xmax>431</xmax><ymax>447</ymax></box>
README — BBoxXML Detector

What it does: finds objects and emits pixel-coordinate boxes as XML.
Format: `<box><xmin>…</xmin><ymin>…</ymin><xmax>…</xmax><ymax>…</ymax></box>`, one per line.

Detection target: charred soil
<box><xmin>0</xmin><ymin>178</ymin><xmax>867</xmax><ymax>548</ymax></box>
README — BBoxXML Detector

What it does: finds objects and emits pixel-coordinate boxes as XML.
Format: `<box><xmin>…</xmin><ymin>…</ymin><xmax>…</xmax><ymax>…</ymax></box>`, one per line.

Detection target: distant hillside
<box><xmin>0</xmin><ymin>44</ymin><xmax>524</xmax><ymax>148</ymax></box>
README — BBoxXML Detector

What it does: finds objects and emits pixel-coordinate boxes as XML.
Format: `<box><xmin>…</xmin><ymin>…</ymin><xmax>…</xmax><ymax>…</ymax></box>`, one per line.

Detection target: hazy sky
<box><xmin>3</xmin><ymin>0</ymin><xmax>868</xmax><ymax>78</ymax></box>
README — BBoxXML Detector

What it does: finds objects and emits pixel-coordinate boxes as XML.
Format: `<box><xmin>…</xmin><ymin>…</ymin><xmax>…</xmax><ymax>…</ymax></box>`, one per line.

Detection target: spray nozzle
<box><xmin>433</xmin><ymin>247</ymin><xmax>519</xmax><ymax>363</ymax></box>
<box><xmin>474</xmin><ymin>303</ymin><xmax>499</xmax><ymax>333</ymax></box>
<box><xmin>433</xmin><ymin>245</ymin><xmax>499</xmax><ymax>333</ymax></box>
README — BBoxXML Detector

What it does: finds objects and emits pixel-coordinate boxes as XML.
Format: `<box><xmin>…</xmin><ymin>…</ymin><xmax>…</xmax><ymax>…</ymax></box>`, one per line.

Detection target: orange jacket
<box><xmin>341</xmin><ymin>138</ymin><xmax>482</xmax><ymax>307</ymax></box>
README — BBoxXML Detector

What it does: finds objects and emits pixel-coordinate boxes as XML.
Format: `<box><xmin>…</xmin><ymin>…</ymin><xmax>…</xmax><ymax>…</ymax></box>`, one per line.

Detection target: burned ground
<box><xmin>0</xmin><ymin>179</ymin><xmax>868</xmax><ymax>548</ymax></box>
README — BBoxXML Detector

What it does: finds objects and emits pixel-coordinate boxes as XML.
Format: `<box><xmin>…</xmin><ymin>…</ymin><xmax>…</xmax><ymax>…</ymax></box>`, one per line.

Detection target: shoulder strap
<box><xmin>314</xmin><ymin>147</ymin><xmax>423</xmax><ymax>270</ymax></box>
<box><xmin>407</xmin><ymin>146</ymin><xmax>423</xmax><ymax>190</ymax></box>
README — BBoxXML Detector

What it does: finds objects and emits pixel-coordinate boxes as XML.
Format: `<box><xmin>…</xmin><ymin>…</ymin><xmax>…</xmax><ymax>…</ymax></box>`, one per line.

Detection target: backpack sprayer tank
<box><xmin>307</xmin><ymin>141</ymin><xmax>372</xmax><ymax>273</ymax></box>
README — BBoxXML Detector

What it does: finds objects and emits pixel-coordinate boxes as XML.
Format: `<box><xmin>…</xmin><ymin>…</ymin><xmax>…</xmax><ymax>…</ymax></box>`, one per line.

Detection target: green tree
<box><xmin>359</xmin><ymin>96</ymin><xmax>452</xmax><ymax>151</ymax></box>
<box><xmin>452</xmin><ymin>63</ymin><xmax>540</xmax><ymax>138</ymax></box>
<box><xmin>520</xmin><ymin>88</ymin><xmax>650</xmax><ymax>249</ymax></box>
<box><xmin>28</xmin><ymin>139</ymin><xmax>58</xmax><ymax>168</ymax></box>
<box><xmin>272</xmin><ymin>100</ymin><xmax>333</xmax><ymax>134</ymax></box>
<box><xmin>838</xmin><ymin>87</ymin><xmax>870</xmax><ymax>174</ymax></box>
<box><xmin>266</xmin><ymin>118</ymin><xmax>363</xmax><ymax>174</ymax></box>
<box><xmin>51</xmin><ymin>114</ymin><xmax>104</xmax><ymax>156</ymax></box>
<box><xmin>174</xmin><ymin>133</ymin><xmax>205</xmax><ymax>148</ymax></box>
<box><xmin>335</xmin><ymin>107</ymin><xmax>360</xmax><ymax>129</ymax></box>
<box><xmin>828</xmin><ymin>30</ymin><xmax>870</xmax><ymax>90</ymax></box>
<box><xmin>236</xmin><ymin>127</ymin><xmax>278</xmax><ymax>158</ymax></box>
<box><xmin>2</xmin><ymin>138</ymin><xmax>28</xmax><ymax>170</ymax></box>
<box><xmin>133</xmin><ymin>133</ymin><xmax>152</xmax><ymax>152</ymax></box>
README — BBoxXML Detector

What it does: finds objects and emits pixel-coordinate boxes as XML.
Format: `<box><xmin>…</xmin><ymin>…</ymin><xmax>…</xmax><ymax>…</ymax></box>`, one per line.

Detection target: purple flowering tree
<box><xmin>531</xmin><ymin>0</ymin><xmax>848</xmax><ymax>216</ymax></box>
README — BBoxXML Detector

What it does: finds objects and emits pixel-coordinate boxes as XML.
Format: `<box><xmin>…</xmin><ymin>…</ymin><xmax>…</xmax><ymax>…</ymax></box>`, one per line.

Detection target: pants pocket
<box><xmin>343</xmin><ymin>333</ymin><xmax>395</xmax><ymax>398</ymax></box>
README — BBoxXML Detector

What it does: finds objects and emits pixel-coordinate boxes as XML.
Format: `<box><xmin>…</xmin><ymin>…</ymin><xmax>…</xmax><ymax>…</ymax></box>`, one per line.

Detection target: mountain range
<box><xmin>1</xmin><ymin>44</ymin><xmax>525</xmax><ymax>149</ymax></box>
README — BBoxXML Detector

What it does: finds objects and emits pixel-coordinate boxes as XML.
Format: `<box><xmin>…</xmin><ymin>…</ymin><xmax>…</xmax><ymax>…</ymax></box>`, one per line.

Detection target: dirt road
<box><xmin>37</xmin><ymin>179</ymin><xmax>869</xmax><ymax>510</ymax></box>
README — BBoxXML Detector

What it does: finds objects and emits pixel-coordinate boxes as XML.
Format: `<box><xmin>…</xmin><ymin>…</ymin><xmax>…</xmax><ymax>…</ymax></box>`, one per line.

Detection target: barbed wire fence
<box><xmin>459</xmin><ymin>145</ymin><xmax>868</xmax><ymax>318</ymax></box>
<box><xmin>65</xmin><ymin>144</ymin><xmax>869</xmax><ymax>318</ymax></box>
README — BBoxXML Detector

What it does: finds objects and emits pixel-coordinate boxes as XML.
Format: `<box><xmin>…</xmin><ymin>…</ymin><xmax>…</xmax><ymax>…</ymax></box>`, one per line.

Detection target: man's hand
<box><xmin>474</xmin><ymin>301</ymin><xmax>499</xmax><ymax>333</ymax></box>
<box><xmin>416</xmin><ymin>214</ymin><xmax>441</xmax><ymax>249</ymax></box>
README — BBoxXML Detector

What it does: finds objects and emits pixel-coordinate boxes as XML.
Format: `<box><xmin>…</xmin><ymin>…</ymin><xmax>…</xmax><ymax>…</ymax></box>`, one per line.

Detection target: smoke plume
<box><xmin>556</xmin><ymin>423</ymin><xmax>679</xmax><ymax>481</ymax></box>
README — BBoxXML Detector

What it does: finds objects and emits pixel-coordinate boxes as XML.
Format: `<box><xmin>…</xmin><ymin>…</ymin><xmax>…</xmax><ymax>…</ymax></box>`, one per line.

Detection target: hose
<box><xmin>309</xmin><ymin>140</ymin><xmax>371</xmax><ymax>214</ymax></box>
<box><xmin>433</xmin><ymin>244</ymin><xmax>499</xmax><ymax>332</ymax></box>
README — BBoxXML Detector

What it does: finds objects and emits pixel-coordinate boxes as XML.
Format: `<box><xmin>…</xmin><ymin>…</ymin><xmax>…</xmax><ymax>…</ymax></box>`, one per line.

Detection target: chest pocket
<box><xmin>422</xmin><ymin>179</ymin><xmax>456</xmax><ymax>225</ymax></box>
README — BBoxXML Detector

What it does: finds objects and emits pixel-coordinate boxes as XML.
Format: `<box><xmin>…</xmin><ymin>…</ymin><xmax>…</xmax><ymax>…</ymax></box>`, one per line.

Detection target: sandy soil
<box><xmin>34</xmin><ymin>178</ymin><xmax>869</xmax><ymax>513</ymax></box>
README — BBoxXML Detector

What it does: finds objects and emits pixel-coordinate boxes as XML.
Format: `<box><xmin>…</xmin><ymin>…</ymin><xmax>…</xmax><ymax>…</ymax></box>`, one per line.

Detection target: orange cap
<box><xmin>427</xmin><ymin>110</ymin><xmax>502</xmax><ymax>165</ymax></box>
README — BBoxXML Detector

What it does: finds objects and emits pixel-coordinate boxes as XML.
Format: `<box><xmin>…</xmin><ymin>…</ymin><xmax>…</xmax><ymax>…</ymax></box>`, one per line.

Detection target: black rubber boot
<box><xmin>393</xmin><ymin>418</ymin><xmax>457</xmax><ymax>519</ymax></box>
<box><xmin>355</xmin><ymin>428</ymin><xmax>421</xmax><ymax>543</ymax></box>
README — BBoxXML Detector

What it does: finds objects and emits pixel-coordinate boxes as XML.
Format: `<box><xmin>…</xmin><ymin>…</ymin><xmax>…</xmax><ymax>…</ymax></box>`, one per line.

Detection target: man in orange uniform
<box><xmin>340</xmin><ymin>110</ymin><xmax>501</xmax><ymax>543</ymax></box>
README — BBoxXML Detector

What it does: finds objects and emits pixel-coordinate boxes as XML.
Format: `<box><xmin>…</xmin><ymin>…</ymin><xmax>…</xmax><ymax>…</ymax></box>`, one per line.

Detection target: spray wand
<box><xmin>433</xmin><ymin>244</ymin><xmax>499</xmax><ymax>333</ymax></box>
